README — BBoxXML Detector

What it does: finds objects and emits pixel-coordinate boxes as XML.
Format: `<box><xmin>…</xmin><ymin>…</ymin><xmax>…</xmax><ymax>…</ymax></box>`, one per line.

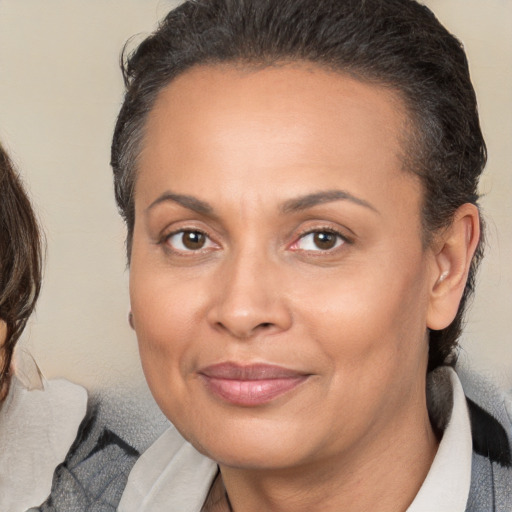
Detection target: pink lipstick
<box><xmin>198</xmin><ymin>363</ymin><xmax>309</xmax><ymax>406</ymax></box>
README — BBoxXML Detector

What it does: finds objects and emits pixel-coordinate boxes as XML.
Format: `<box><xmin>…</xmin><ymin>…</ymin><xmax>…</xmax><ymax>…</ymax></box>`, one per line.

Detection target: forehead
<box><xmin>137</xmin><ymin>63</ymin><xmax>419</xmax><ymax>216</ymax></box>
<box><xmin>144</xmin><ymin>64</ymin><xmax>409</xmax><ymax>155</ymax></box>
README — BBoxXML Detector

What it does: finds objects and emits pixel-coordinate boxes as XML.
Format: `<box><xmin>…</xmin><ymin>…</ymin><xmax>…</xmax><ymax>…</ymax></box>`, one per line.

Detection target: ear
<box><xmin>426</xmin><ymin>203</ymin><xmax>480</xmax><ymax>331</ymax></box>
<box><xmin>128</xmin><ymin>310</ymin><xmax>135</xmax><ymax>330</ymax></box>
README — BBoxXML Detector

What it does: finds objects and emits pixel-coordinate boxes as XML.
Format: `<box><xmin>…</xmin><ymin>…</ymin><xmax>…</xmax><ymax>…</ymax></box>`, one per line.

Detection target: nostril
<box><xmin>214</xmin><ymin>320</ymin><xmax>276</xmax><ymax>339</ymax></box>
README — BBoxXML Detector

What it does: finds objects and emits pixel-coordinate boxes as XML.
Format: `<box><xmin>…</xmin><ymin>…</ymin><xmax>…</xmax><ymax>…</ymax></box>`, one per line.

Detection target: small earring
<box><xmin>128</xmin><ymin>311</ymin><xmax>135</xmax><ymax>329</ymax></box>
<box><xmin>438</xmin><ymin>270</ymin><xmax>449</xmax><ymax>283</ymax></box>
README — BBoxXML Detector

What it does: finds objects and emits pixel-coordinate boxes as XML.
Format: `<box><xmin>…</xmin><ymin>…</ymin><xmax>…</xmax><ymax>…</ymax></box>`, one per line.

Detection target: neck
<box><xmin>219</xmin><ymin>392</ymin><xmax>438</xmax><ymax>512</ymax></box>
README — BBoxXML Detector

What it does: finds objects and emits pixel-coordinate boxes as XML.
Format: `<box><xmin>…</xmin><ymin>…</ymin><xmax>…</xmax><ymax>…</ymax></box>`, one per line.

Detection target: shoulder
<box><xmin>456</xmin><ymin>361</ymin><xmax>512</xmax><ymax>465</ymax></box>
<box><xmin>454</xmin><ymin>362</ymin><xmax>512</xmax><ymax>511</ymax></box>
<box><xmin>34</xmin><ymin>382</ymin><xmax>169</xmax><ymax>512</ymax></box>
<box><xmin>0</xmin><ymin>377</ymin><xmax>87</xmax><ymax>511</ymax></box>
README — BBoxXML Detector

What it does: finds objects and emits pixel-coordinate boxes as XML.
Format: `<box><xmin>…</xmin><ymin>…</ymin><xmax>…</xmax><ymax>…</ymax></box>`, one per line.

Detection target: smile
<box><xmin>198</xmin><ymin>362</ymin><xmax>310</xmax><ymax>406</ymax></box>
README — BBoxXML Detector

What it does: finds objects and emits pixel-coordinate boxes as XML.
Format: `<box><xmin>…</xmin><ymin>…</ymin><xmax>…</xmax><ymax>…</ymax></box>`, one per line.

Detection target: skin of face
<box><xmin>129</xmin><ymin>64</ymin><xmax>478</xmax><ymax>510</ymax></box>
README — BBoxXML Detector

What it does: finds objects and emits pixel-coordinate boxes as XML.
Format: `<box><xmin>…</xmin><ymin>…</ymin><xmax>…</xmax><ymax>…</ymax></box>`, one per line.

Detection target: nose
<box><xmin>207</xmin><ymin>250</ymin><xmax>292</xmax><ymax>339</ymax></box>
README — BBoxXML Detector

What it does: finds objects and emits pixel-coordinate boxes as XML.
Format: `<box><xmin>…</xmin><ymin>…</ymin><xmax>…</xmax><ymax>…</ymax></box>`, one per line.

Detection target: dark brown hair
<box><xmin>111</xmin><ymin>0</ymin><xmax>486</xmax><ymax>370</ymax></box>
<box><xmin>0</xmin><ymin>142</ymin><xmax>43</xmax><ymax>398</ymax></box>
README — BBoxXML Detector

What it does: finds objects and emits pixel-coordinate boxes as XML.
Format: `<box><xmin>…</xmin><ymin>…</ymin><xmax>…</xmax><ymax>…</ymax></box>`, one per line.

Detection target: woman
<box><xmin>109</xmin><ymin>0</ymin><xmax>511</xmax><ymax>510</ymax></box>
<box><xmin>0</xmin><ymin>141</ymin><xmax>87</xmax><ymax>511</ymax></box>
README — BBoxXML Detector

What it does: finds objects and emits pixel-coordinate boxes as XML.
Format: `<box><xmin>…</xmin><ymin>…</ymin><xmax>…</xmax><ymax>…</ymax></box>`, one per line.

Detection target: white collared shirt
<box><xmin>119</xmin><ymin>367</ymin><xmax>472</xmax><ymax>512</ymax></box>
<box><xmin>0</xmin><ymin>376</ymin><xmax>87</xmax><ymax>512</ymax></box>
<box><xmin>407</xmin><ymin>367</ymin><xmax>472</xmax><ymax>512</ymax></box>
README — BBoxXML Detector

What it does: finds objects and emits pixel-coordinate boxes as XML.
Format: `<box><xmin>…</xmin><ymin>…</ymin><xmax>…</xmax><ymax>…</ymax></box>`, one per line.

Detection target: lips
<box><xmin>198</xmin><ymin>362</ymin><xmax>309</xmax><ymax>406</ymax></box>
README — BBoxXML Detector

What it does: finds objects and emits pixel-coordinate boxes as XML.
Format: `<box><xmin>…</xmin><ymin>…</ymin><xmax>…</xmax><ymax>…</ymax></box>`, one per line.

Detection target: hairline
<box><xmin>123</xmin><ymin>59</ymin><xmax>434</xmax><ymax>260</ymax></box>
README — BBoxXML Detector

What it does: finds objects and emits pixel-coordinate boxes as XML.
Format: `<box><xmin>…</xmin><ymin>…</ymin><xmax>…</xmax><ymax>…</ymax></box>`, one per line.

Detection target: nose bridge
<box><xmin>209</xmin><ymin>241</ymin><xmax>291</xmax><ymax>338</ymax></box>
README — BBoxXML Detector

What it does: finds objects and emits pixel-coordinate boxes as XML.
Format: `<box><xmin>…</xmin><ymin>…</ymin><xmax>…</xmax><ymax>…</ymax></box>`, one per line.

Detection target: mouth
<box><xmin>198</xmin><ymin>362</ymin><xmax>310</xmax><ymax>406</ymax></box>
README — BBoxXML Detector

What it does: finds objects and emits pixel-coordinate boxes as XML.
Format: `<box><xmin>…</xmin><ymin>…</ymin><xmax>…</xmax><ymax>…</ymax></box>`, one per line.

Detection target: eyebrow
<box><xmin>147</xmin><ymin>189</ymin><xmax>378</xmax><ymax>217</ymax></box>
<box><xmin>147</xmin><ymin>192</ymin><xmax>214</xmax><ymax>215</ymax></box>
<box><xmin>281</xmin><ymin>190</ymin><xmax>379</xmax><ymax>214</ymax></box>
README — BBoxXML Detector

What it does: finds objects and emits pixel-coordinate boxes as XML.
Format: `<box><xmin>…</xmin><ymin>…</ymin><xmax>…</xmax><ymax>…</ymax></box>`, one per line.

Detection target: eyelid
<box><xmin>156</xmin><ymin>218</ymin><xmax>220</xmax><ymax>245</ymax></box>
<box><xmin>160</xmin><ymin>227</ymin><xmax>220</xmax><ymax>254</ymax></box>
<box><xmin>289</xmin><ymin>226</ymin><xmax>352</xmax><ymax>252</ymax></box>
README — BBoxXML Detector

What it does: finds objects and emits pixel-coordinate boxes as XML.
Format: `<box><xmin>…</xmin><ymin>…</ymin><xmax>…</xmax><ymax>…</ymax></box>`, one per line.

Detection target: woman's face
<box><xmin>130</xmin><ymin>64</ymin><xmax>439</xmax><ymax>469</ymax></box>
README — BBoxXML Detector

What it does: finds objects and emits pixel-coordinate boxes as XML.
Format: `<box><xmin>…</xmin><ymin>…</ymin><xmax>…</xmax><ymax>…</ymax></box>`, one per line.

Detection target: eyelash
<box><xmin>158</xmin><ymin>226</ymin><xmax>352</xmax><ymax>256</ymax></box>
<box><xmin>290</xmin><ymin>227</ymin><xmax>351</xmax><ymax>253</ymax></box>
<box><xmin>160</xmin><ymin>228</ymin><xmax>218</xmax><ymax>255</ymax></box>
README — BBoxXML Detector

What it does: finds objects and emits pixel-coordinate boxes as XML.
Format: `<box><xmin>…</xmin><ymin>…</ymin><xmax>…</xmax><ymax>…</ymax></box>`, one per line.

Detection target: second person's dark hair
<box><xmin>0</xmin><ymin>142</ymin><xmax>43</xmax><ymax>397</ymax></box>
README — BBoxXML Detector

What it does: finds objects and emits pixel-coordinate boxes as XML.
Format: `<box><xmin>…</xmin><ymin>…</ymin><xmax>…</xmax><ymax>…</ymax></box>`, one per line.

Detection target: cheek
<box><xmin>130</xmin><ymin>278</ymin><xmax>201</xmax><ymax>426</ymax></box>
<box><xmin>129</xmin><ymin>257</ymin><xmax>202</xmax><ymax>391</ymax></box>
<box><xmin>293</xmin><ymin>252</ymin><xmax>430</xmax><ymax>370</ymax></box>
<box><xmin>295</xmin><ymin>261</ymin><xmax>431</xmax><ymax>428</ymax></box>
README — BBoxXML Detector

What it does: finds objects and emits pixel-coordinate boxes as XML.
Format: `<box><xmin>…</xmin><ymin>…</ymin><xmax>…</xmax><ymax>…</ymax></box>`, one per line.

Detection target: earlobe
<box><xmin>427</xmin><ymin>203</ymin><xmax>480</xmax><ymax>331</ymax></box>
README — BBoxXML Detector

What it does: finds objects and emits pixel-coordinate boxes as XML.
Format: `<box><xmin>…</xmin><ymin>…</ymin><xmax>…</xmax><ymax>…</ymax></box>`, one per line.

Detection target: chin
<box><xmin>201</xmin><ymin>440</ymin><xmax>304</xmax><ymax>471</ymax></box>
<box><xmin>177</xmin><ymin>413</ymin><xmax>318</xmax><ymax>471</ymax></box>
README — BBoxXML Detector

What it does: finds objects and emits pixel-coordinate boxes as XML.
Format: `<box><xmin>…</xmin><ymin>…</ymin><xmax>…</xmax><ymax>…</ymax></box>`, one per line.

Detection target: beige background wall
<box><xmin>0</xmin><ymin>0</ymin><xmax>510</xmax><ymax>390</ymax></box>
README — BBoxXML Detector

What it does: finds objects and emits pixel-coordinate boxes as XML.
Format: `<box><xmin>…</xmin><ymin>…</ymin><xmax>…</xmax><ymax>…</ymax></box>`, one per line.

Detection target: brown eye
<box><xmin>313</xmin><ymin>232</ymin><xmax>337</xmax><ymax>250</ymax></box>
<box><xmin>182</xmin><ymin>231</ymin><xmax>206</xmax><ymax>250</ymax></box>
<box><xmin>166</xmin><ymin>230</ymin><xmax>216</xmax><ymax>252</ymax></box>
<box><xmin>294</xmin><ymin>230</ymin><xmax>345</xmax><ymax>252</ymax></box>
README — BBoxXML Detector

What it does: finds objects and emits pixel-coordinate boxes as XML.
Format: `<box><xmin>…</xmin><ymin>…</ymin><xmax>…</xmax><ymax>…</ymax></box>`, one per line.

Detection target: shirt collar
<box><xmin>407</xmin><ymin>366</ymin><xmax>472</xmax><ymax>512</ymax></box>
